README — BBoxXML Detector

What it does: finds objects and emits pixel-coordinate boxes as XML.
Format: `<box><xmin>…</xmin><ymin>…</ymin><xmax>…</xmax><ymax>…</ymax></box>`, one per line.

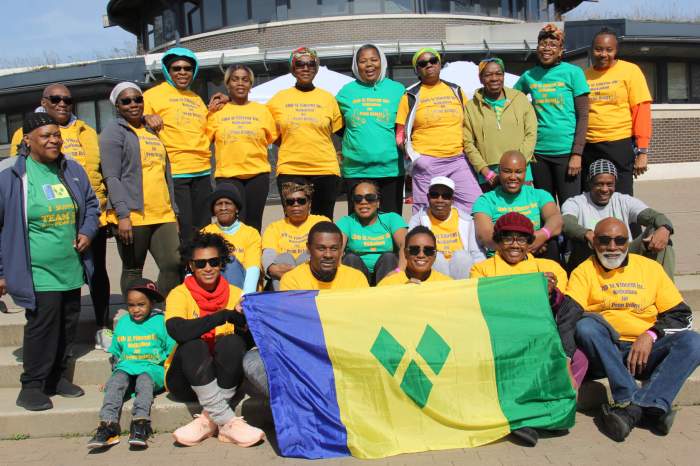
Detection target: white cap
<box><xmin>429</xmin><ymin>176</ymin><xmax>455</xmax><ymax>191</ymax></box>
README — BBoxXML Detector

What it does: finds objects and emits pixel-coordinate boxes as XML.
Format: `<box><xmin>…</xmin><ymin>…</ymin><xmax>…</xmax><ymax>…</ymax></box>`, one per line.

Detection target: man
<box><xmin>408</xmin><ymin>177</ymin><xmax>485</xmax><ymax>279</ymax></box>
<box><xmin>378</xmin><ymin>226</ymin><xmax>452</xmax><ymax>286</ymax></box>
<box><xmin>568</xmin><ymin>217</ymin><xmax>699</xmax><ymax>442</ymax></box>
<box><xmin>11</xmin><ymin>84</ymin><xmax>111</xmax><ymax>351</ymax></box>
<box><xmin>243</xmin><ymin>221</ymin><xmax>369</xmax><ymax>398</ymax></box>
<box><xmin>562</xmin><ymin>159</ymin><xmax>675</xmax><ymax>277</ymax></box>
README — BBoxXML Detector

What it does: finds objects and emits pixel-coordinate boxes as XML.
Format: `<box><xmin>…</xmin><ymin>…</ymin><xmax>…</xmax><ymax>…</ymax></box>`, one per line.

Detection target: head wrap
<box><xmin>352</xmin><ymin>43</ymin><xmax>387</xmax><ymax>84</ymax></box>
<box><xmin>109</xmin><ymin>82</ymin><xmax>142</xmax><ymax>105</ymax></box>
<box><xmin>412</xmin><ymin>48</ymin><xmax>441</xmax><ymax>69</ymax></box>
<box><xmin>289</xmin><ymin>47</ymin><xmax>319</xmax><ymax>70</ymax></box>
<box><xmin>538</xmin><ymin>23</ymin><xmax>565</xmax><ymax>46</ymax></box>
<box><xmin>478</xmin><ymin>57</ymin><xmax>505</xmax><ymax>75</ymax></box>
<box><xmin>161</xmin><ymin>47</ymin><xmax>199</xmax><ymax>88</ymax></box>
<box><xmin>588</xmin><ymin>159</ymin><xmax>618</xmax><ymax>181</ymax></box>
<box><xmin>23</xmin><ymin>112</ymin><xmax>58</xmax><ymax>135</ymax></box>
<box><xmin>494</xmin><ymin>212</ymin><xmax>534</xmax><ymax>236</ymax></box>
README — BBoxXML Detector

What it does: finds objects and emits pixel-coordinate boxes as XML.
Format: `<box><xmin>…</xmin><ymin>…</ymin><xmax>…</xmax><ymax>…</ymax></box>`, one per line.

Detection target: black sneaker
<box><xmin>600</xmin><ymin>403</ymin><xmax>642</xmax><ymax>442</ymax></box>
<box><xmin>510</xmin><ymin>427</ymin><xmax>539</xmax><ymax>447</ymax></box>
<box><xmin>46</xmin><ymin>378</ymin><xmax>85</xmax><ymax>398</ymax></box>
<box><xmin>128</xmin><ymin>419</ymin><xmax>153</xmax><ymax>448</ymax></box>
<box><xmin>646</xmin><ymin>407</ymin><xmax>678</xmax><ymax>436</ymax></box>
<box><xmin>87</xmin><ymin>422</ymin><xmax>121</xmax><ymax>449</ymax></box>
<box><xmin>16</xmin><ymin>387</ymin><xmax>53</xmax><ymax>411</ymax></box>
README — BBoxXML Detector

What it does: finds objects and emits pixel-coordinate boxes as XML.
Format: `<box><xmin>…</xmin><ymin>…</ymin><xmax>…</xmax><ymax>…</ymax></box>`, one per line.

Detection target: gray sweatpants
<box><xmin>242</xmin><ymin>348</ymin><xmax>269</xmax><ymax>399</ymax></box>
<box><xmin>99</xmin><ymin>370</ymin><xmax>154</xmax><ymax>423</ymax></box>
<box><xmin>432</xmin><ymin>250</ymin><xmax>472</xmax><ymax>279</ymax></box>
<box><xmin>263</xmin><ymin>251</ymin><xmax>310</xmax><ymax>291</ymax></box>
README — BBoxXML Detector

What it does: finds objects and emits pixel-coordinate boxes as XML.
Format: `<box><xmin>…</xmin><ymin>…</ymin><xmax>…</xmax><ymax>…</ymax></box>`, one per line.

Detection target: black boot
<box><xmin>128</xmin><ymin>419</ymin><xmax>153</xmax><ymax>447</ymax></box>
<box><xmin>45</xmin><ymin>377</ymin><xmax>84</xmax><ymax>398</ymax></box>
<box><xmin>600</xmin><ymin>403</ymin><xmax>642</xmax><ymax>442</ymax></box>
<box><xmin>87</xmin><ymin>421</ymin><xmax>121</xmax><ymax>449</ymax></box>
<box><xmin>16</xmin><ymin>386</ymin><xmax>53</xmax><ymax>411</ymax></box>
<box><xmin>510</xmin><ymin>427</ymin><xmax>539</xmax><ymax>447</ymax></box>
<box><xmin>645</xmin><ymin>407</ymin><xmax>677</xmax><ymax>436</ymax></box>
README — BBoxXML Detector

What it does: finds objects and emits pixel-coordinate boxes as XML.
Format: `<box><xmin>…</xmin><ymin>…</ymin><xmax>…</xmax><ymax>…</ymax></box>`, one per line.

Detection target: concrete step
<box><xmin>0</xmin><ymin>344</ymin><xmax>112</xmax><ymax>388</ymax></box>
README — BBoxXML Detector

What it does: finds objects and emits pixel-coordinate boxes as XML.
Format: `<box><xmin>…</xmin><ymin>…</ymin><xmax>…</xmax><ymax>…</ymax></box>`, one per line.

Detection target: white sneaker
<box><xmin>95</xmin><ymin>328</ymin><xmax>113</xmax><ymax>352</ymax></box>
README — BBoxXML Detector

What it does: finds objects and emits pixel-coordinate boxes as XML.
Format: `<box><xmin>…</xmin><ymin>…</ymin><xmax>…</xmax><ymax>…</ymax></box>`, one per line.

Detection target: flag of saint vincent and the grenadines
<box><xmin>243</xmin><ymin>273</ymin><xmax>576</xmax><ymax>460</ymax></box>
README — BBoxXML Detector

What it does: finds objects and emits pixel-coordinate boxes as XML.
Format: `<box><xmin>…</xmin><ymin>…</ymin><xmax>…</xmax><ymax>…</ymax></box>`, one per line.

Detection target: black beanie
<box><xmin>208</xmin><ymin>185</ymin><xmax>243</xmax><ymax>213</ymax></box>
<box><xmin>23</xmin><ymin>113</ymin><xmax>58</xmax><ymax>134</ymax></box>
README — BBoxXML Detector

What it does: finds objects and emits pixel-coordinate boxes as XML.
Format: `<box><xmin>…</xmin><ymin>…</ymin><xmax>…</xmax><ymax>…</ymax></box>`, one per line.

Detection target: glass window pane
<box><xmin>252</xmin><ymin>0</ymin><xmax>277</xmax><ymax>22</ymax></box>
<box><xmin>668</xmin><ymin>62</ymin><xmax>688</xmax><ymax>101</ymax></box>
<box><xmin>185</xmin><ymin>2</ymin><xmax>202</xmax><ymax>35</ymax></box>
<box><xmin>97</xmin><ymin>100</ymin><xmax>115</xmax><ymax>133</ymax></box>
<box><xmin>637</xmin><ymin>61</ymin><xmax>657</xmax><ymax>102</ymax></box>
<box><xmin>8</xmin><ymin>114</ymin><xmax>23</xmax><ymax>141</ymax></box>
<box><xmin>384</xmin><ymin>0</ymin><xmax>414</xmax><ymax>13</ymax></box>
<box><xmin>690</xmin><ymin>64</ymin><xmax>700</xmax><ymax>100</ymax></box>
<box><xmin>226</xmin><ymin>0</ymin><xmax>249</xmax><ymax>26</ymax></box>
<box><xmin>391</xmin><ymin>67</ymin><xmax>418</xmax><ymax>87</ymax></box>
<box><xmin>288</xmin><ymin>0</ymin><xmax>320</xmax><ymax>19</ymax></box>
<box><xmin>321</xmin><ymin>0</ymin><xmax>349</xmax><ymax>16</ymax></box>
<box><xmin>202</xmin><ymin>0</ymin><xmax>223</xmax><ymax>31</ymax></box>
<box><xmin>0</xmin><ymin>114</ymin><xmax>8</xmax><ymax>144</ymax></box>
<box><xmin>426</xmin><ymin>0</ymin><xmax>450</xmax><ymax>13</ymax></box>
<box><xmin>354</xmin><ymin>0</ymin><xmax>382</xmax><ymax>14</ymax></box>
<box><xmin>479</xmin><ymin>0</ymin><xmax>502</xmax><ymax>16</ymax></box>
<box><xmin>76</xmin><ymin>102</ymin><xmax>97</xmax><ymax>129</ymax></box>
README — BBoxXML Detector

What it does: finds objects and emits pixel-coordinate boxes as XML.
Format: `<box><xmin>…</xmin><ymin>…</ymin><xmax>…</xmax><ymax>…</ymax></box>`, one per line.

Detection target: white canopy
<box><xmin>249</xmin><ymin>66</ymin><xmax>354</xmax><ymax>103</ymax></box>
<box><xmin>439</xmin><ymin>61</ymin><xmax>520</xmax><ymax>98</ymax></box>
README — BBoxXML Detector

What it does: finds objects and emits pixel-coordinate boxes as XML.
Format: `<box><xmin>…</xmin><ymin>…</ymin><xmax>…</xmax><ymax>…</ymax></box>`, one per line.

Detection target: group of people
<box><xmin>0</xmin><ymin>22</ymin><xmax>698</xmax><ymax>454</ymax></box>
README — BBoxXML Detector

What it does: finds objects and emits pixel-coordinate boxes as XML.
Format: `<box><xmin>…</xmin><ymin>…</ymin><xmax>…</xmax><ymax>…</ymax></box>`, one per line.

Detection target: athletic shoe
<box><xmin>128</xmin><ymin>419</ymin><xmax>153</xmax><ymax>447</ymax></box>
<box><xmin>646</xmin><ymin>407</ymin><xmax>678</xmax><ymax>436</ymax></box>
<box><xmin>95</xmin><ymin>328</ymin><xmax>113</xmax><ymax>352</ymax></box>
<box><xmin>218</xmin><ymin>416</ymin><xmax>265</xmax><ymax>447</ymax></box>
<box><xmin>46</xmin><ymin>378</ymin><xmax>84</xmax><ymax>398</ymax></box>
<box><xmin>600</xmin><ymin>403</ymin><xmax>642</xmax><ymax>442</ymax></box>
<box><xmin>172</xmin><ymin>411</ymin><xmax>218</xmax><ymax>446</ymax></box>
<box><xmin>16</xmin><ymin>387</ymin><xmax>52</xmax><ymax>411</ymax></box>
<box><xmin>87</xmin><ymin>422</ymin><xmax>121</xmax><ymax>449</ymax></box>
<box><xmin>510</xmin><ymin>427</ymin><xmax>539</xmax><ymax>447</ymax></box>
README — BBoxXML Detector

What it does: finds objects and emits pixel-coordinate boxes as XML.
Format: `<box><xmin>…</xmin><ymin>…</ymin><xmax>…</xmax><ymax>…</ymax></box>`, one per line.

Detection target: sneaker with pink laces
<box><xmin>172</xmin><ymin>411</ymin><xmax>218</xmax><ymax>446</ymax></box>
<box><xmin>218</xmin><ymin>416</ymin><xmax>265</xmax><ymax>447</ymax></box>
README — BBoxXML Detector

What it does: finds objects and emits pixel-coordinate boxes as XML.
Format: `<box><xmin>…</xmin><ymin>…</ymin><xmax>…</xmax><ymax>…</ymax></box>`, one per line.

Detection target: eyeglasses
<box><xmin>352</xmin><ymin>193</ymin><xmax>379</xmax><ymax>203</ymax></box>
<box><xmin>537</xmin><ymin>41</ymin><xmax>561</xmax><ymax>50</ymax></box>
<box><xmin>595</xmin><ymin>235</ymin><xmax>628</xmax><ymax>246</ymax></box>
<box><xmin>119</xmin><ymin>96</ymin><xmax>144</xmax><ymax>105</ymax></box>
<box><xmin>416</xmin><ymin>56</ymin><xmax>440</xmax><ymax>68</ymax></box>
<box><xmin>294</xmin><ymin>61</ymin><xmax>317</xmax><ymax>69</ymax></box>
<box><xmin>428</xmin><ymin>190</ymin><xmax>453</xmax><ymax>200</ymax></box>
<box><xmin>284</xmin><ymin>197</ymin><xmax>308</xmax><ymax>206</ymax></box>
<box><xmin>170</xmin><ymin>65</ymin><xmax>193</xmax><ymax>72</ymax></box>
<box><xmin>501</xmin><ymin>235</ymin><xmax>530</xmax><ymax>245</ymax></box>
<box><xmin>44</xmin><ymin>95</ymin><xmax>73</xmax><ymax>105</ymax></box>
<box><xmin>191</xmin><ymin>257</ymin><xmax>223</xmax><ymax>269</ymax></box>
<box><xmin>407</xmin><ymin>245</ymin><xmax>437</xmax><ymax>257</ymax></box>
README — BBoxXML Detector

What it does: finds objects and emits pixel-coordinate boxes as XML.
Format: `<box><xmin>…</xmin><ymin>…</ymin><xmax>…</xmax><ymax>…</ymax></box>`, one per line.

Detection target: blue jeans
<box><xmin>575</xmin><ymin>318</ymin><xmax>700</xmax><ymax>413</ymax></box>
<box><xmin>222</xmin><ymin>256</ymin><xmax>246</xmax><ymax>289</ymax></box>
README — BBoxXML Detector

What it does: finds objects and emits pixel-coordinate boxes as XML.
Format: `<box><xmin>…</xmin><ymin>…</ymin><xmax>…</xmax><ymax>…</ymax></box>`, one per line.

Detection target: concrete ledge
<box><xmin>638</xmin><ymin>162</ymin><xmax>700</xmax><ymax>182</ymax></box>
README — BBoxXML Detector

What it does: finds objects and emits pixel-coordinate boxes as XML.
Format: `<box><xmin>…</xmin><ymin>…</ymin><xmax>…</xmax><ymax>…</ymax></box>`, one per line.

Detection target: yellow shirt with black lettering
<box><xmin>377</xmin><ymin>269</ymin><xmax>452</xmax><ymax>287</ymax></box>
<box><xmin>428</xmin><ymin>208</ymin><xmax>464</xmax><ymax>259</ymax></box>
<box><xmin>201</xmin><ymin>222</ymin><xmax>261</xmax><ymax>269</ymax></box>
<box><xmin>206</xmin><ymin>102</ymin><xmax>278</xmax><ymax>179</ymax></box>
<box><xmin>395</xmin><ymin>82</ymin><xmax>467</xmax><ymax>157</ymax></box>
<box><xmin>470</xmin><ymin>252</ymin><xmax>567</xmax><ymax>293</ymax></box>
<box><xmin>280</xmin><ymin>263</ymin><xmax>369</xmax><ymax>290</ymax></box>
<box><xmin>566</xmin><ymin>254</ymin><xmax>683</xmax><ymax>341</ymax></box>
<box><xmin>266</xmin><ymin>87</ymin><xmax>343</xmax><ymax>176</ymax></box>
<box><xmin>261</xmin><ymin>214</ymin><xmax>330</xmax><ymax>259</ymax></box>
<box><xmin>143</xmin><ymin>82</ymin><xmax>210</xmax><ymax>175</ymax></box>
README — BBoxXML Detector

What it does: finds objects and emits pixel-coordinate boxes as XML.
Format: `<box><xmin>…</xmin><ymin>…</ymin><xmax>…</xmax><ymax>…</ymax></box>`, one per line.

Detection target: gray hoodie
<box><xmin>351</xmin><ymin>43</ymin><xmax>388</xmax><ymax>84</ymax></box>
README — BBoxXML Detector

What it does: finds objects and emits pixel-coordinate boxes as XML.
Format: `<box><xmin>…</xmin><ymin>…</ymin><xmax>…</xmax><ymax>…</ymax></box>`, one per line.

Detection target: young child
<box><xmin>87</xmin><ymin>279</ymin><xmax>175</xmax><ymax>449</ymax></box>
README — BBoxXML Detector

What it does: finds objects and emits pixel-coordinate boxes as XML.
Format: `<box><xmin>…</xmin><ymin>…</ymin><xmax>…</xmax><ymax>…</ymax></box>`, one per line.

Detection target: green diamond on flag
<box><xmin>416</xmin><ymin>324</ymin><xmax>451</xmax><ymax>376</ymax></box>
<box><xmin>400</xmin><ymin>360</ymin><xmax>434</xmax><ymax>408</ymax></box>
<box><xmin>370</xmin><ymin>327</ymin><xmax>406</xmax><ymax>376</ymax></box>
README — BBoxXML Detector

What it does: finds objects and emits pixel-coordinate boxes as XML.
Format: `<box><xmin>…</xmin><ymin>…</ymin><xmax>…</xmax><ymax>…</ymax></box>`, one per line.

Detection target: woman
<box><xmin>515</xmin><ymin>24</ymin><xmax>590</xmax><ymax>205</ymax></box>
<box><xmin>261</xmin><ymin>181</ymin><xmax>330</xmax><ymax>290</ymax></box>
<box><xmin>378</xmin><ymin>226</ymin><xmax>452</xmax><ymax>286</ymax></box>
<box><xmin>336</xmin><ymin>181</ymin><xmax>407</xmax><ymax>285</ymax></box>
<box><xmin>583</xmin><ymin>28</ymin><xmax>653</xmax><ymax>196</ymax></box>
<box><xmin>0</xmin><ymin>113</ymin><xmax>99</xmax><ymax>411</ymax></box>
<box><xmin>464</xmin><ymin>57</ymin><xmax>537</xmax><ymax>192</ymax></box>
<box><xmin>207</xmin><ymin>65</ymin><xmax>277</xmax><ymax>232</ymax></box>
<box><xmin>201</xmin><ymin>186</ymin><xmax>261</xmax><ymax>295</ymax></box>
<box><xmin>143</xmin><ymin>47</ymin><xmax>212</xmax><ymax>245</ymax></box>
<box><xmin>165</xmin><ymin>232</ymin><xmax>264</xmax><ymax>447</ymax></box>
<box><xmin>267</xmin><ymin>47</ymin><xmax>343</xmax><ymax>219</ymax></box>
<box><xmin>336</xmin><ymin>44</ymin><xmax>406</xmax><ymax>214</ymax></box>
<box><xmin>100</xmin><ymin>82</ymin><xmax>181</xmax><ymax>300</ymax></box>
<box><xmin>395</xmin><ymin>48</ymin><xmax>481</xmax><ymax>214</ymax></box>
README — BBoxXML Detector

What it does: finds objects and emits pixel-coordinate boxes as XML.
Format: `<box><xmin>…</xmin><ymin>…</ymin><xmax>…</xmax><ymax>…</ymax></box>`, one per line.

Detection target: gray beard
<box><xmin>595</xmin><ymin>249</ymin><xmax>627</xmax><ymax>269</ymax></box>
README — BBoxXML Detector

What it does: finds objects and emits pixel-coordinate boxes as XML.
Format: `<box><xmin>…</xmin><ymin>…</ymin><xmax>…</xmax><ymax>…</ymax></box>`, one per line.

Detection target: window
<box><xmin>637</xmin><ymin>61</ymin><xmax>657</xmax><ymax>102</ymax></box>
<box><xmin>451</xmin><ymin>1</ymin><xmax>478</xmax><ymax>14</ymax></box>
<box><xmin>185</xmin><ymin>1</ymin><xmax>202</xmax><ymax>35</ymax></box>
<box><xmin>76</xmin><ymin>102</ymin><xmax>97</xmax><ymax>130</ymax></box>
<box><xmin>8</xmin><ymin>114</ymin><xmax>23</xmax><ymax>142</ymax></box>
<box><xmin>202</xmin><ymin>0</ymin><xmax>224</xmax><ymax>31</ymax></box>
<box><xmin>391</xmin><ymin>67</ymin><xmax>418</xmax><ymax>87</ymax></box>
<box><xmin>226</xmin><ymin>0</ymin><xmax>250</xmax><ymax>26</ymax></box>
<box><xmin>426</xmin><ymin>0</ymin><xmax>451</xmax><ymax>13</ymax></box>
<box><xmin>251</xmin><ymin>0</ymin><xmax>278</xmax><ymax>22</ymax></box>
<box><xmin>287</xmin><ymin>0</ymin><xmax>321</xmax><ymax>19</ymax></box>
<box><xmin>353</xmin><ymin>0</ymin><xmax>383</xmax><ymax>14</ymax></box>
<box><xmin>0</xmin><ymin>114</ymin><xmax>7</xmax><ymax>144</ymax></box>
<box><xmin>667</xmin><ymin>62</ymin><xmax>688</xmax><ymax>101</ymax></box>
<box><xmin>691</xmin><ymin>64</ymin><xmax>700</xmax><ymax>102</ymax></box>
<box><xmin>320</xmin><ymin>0</ymin><xmax>350</xmax><ymax>16</ymax></box>
<box><xmin>97</xmin><ymin>100</ymin><xmax>115</xmax><ymax>133</ymax></box>
<box><xmin>384</xmin><ymin>0</ymin><xmax>414</xmax><ymax>13</ymax></box>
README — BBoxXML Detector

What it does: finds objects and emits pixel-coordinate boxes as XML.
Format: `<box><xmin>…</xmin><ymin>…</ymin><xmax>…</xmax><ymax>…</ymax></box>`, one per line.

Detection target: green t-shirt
<box><xmin>483</xmin><ymin>96</ymin><xmax>507</xmax><ymax>124</ymax></box>
<box><xmin>514</xmin><ymin>61</ymin><xmax>589</xmax><ymax>156</ymax></box>
<box><xmin>25</xmin><ymin>157</ymin><xmax>84</xmax><ymax>292</ymax></box>
<box><xmin>109</xmin><ymin>311</ymin><xmax>175</xmax><ymax>392</ymax></box>
<box><xmin>336</xmin><ymin>78</ymin><xmax>406</xmax><ymax>178</ymax></box>
<box><xmin>472</xmin><ymin>184</ymin><xmax>555</xmax><ymax>231</ymax></box>
<box><xmin>336</xmin><ymin>212</ymin><xmax>407</xmax><ymax>273</ymax></box>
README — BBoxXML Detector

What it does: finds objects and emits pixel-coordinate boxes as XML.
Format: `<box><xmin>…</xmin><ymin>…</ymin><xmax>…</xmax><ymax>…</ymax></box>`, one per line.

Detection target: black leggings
<box><xmin>276</xmin><ymin>174</ymin><xmax>339</xmax><ymax>220</ymax></box>
<box><xmin>174</xmin><ymin>174</ymin><xmax>213</xmax><ymax>246</ymax></box>
<box><xmin>166</xmin><ymin>335</ymin><xmax>247</xmax><ymax>401</ymax></box>
<box><xmin>531</xmin><ymin>154</ymin><xmax>582</xmax><ymax>206</ymax></box>
<box><xmin>342</xmin><ymin>251</ymin><xmax>398</xmax><ymax>286</ymax></box>
<box><xmin>89</xmin><ymin>226</ymin><xmax>110</xmax><ymax>328</ymax></box>
<box><xmin>345</xmin><ymin>176</ymin><xmax>404</xmax><ymax>216</ymax></box>
<box><xmin>582</xmin><ymin>137</ymin><xmax>635</xmax><ymax>195</ymax></box>
<box><xmin>216</xmin><ymin>173</ymin><xmax>270</xmax><ymax>232</ymax></box>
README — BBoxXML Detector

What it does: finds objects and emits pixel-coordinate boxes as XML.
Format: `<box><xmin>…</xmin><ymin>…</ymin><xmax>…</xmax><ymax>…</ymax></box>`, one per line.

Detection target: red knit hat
<box><xmin>494</xmin><ymin>212</ymin><xmax>534</xmax><ymax>236</ymax></box>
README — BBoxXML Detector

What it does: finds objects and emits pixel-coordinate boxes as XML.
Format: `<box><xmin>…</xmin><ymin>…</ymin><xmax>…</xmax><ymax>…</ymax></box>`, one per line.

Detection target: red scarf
<box><xmin>184</xmin><ymin>275</ymin><xmax>230</xmax><ymax>351</ymax></box>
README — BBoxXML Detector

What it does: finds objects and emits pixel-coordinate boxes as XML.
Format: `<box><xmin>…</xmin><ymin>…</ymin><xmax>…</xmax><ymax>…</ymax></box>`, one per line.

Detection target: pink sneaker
<box><xmin>172</xmin><ymin>411</ymin><xmax>218</xmax><ymax>446</ymax></box>
<box><xmin>218</xmin><ymin>416</ymin><xmax>265</xmax><ymax>447</ymax></box>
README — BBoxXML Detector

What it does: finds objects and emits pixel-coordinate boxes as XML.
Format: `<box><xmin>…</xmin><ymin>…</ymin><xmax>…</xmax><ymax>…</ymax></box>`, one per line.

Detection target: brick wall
<box><xmin>649</xmin><ymin>117</ymin><xmax>700</xmax><ymax>164</ymax></box>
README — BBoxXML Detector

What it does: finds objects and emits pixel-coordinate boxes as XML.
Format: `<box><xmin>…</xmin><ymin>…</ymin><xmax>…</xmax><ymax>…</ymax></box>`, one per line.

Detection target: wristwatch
<box><xmin>637</xmin><ymin>148</ymin><xmax>648</xmax><ymax>154</ymax></box>
<box><xmin>659</xmin><ymin>224</ymin><xmax>674</xmax><ymax>234</ymax></box>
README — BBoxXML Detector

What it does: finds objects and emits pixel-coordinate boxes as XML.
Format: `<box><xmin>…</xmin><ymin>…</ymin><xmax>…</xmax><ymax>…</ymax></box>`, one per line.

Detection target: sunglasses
<box><xmin>294</xmin><ymin>61</ymin><xmax>317</xmax><ymax>69</ymax></box>
<box><xmin>501</xmin><ymin>234</ymin><xmax>530</xmax><ymax>245</ymax></box>
<box><xmin>170</xmin><ymin>65</ymin><xmax>193</xmax><ymax>72</ymax></box>
<box><xmin>407</xmin><ymin>245</ymin><xmax>436</xmax><ymax>257</ymax></box>
<box><xmin>44</xmin><ymin>95</ymin><xmax>73</xmax><ymax>105</ymax></box>
<box><xmin>595</xmin><ymin>235</ymin><xmax>628</xmax><ymax>246</ymax></box>
<box><xmin>191</xmin><ymin>257</ymin><xmax>223</xmax><ymax>269</ymax></box>
<box><xmin>119</xmin><ymin>96</ymin><xmax>144</xmax><ymax>105</ymax></box>
<box><xmin>416</xmin><ymin>57</ymin><xmax>440</xmax><ymax>68</ymax></box>
<box><xmin>428</xmin><ymin>190</ymin><xmax>453</xmax><ymax>200</ymax></box>
<box><xmin>352</xmin><ymin>193</ymin><xmax>379</xmax><ymax>203</ymax></box>
<box><xmin>284</xmin><ymin>197</ymin><xmax>308</xmax><ymax>206</ymax></box>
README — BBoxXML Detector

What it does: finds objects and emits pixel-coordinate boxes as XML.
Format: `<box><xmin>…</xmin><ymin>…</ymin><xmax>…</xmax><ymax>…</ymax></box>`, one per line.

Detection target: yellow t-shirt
<box><xmin>206</xmin><ymin>102</ymin><xmax>278</xmax><ymax>179</ymax></box>
<box><xmin>261</xmin><ymin>214</ymin><xmax>330</xmax><ymax>259</ymax></box>
<box><xmin>566</xmin><ymin>254</ymin><xmax>683</xmax><ymax>342</ymax></box>
<box><xmin>280</xmin><ymin>263</ymin><xmax>369</xmax><ymax>290</ymax></box>
<box><xmin>429</xmin><ymin>208</ymin><xmax>464</xmax><ymax>259</ymax></box>
<box><xmin>266</xmin><ymin>87</ymin><xmax>343</xmax><ymax>176</ymax></box>
<box><xmin>201</xmin><ymin>223</ymin><xmax>261</xmax><ymax>269</ymax></box>
<box><xmin>143</xmin><ymin>82</ymin><xmax>211</xmax><ymax>175</ymax></box>
<box><xmin>106</xmin><ymin>126</ymin><xmax>176</xmax><ymax>226</ymax></box>
<box><xmin>470</xmin><ymin>253</ymin><xmax>567</xmax><ymax>293</ymax></box>
<box><xmin>585</xmin><ymin>60</ymin><xmax>652</xmax><ymax>143</ymax></box>
<box><xmin>395</xmin><ymin>82</ymin><xmax>467</xmax><ymax>157</ymax></box>
<box><xmin>377</xmin><ymin>269</ymin><xmax>452</xmax><ymax>286</ymax></box>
